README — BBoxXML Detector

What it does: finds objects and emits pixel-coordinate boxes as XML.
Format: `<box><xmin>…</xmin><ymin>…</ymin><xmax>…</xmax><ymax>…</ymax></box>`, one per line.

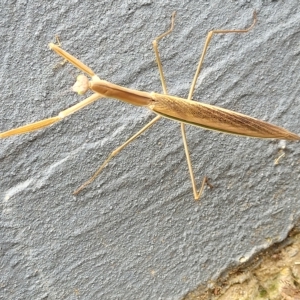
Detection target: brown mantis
<box><xmin>1</xmin><ymin>11</ymin><xmax>299</xmax><ymax>199</ymax></box>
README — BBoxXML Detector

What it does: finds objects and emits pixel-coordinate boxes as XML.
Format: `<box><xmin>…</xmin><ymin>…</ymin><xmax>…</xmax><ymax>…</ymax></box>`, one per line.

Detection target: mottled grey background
<box><xmin>1</xmin><ymin>1</ymin><xmax>300</xmax><ymax>299</ymax></box>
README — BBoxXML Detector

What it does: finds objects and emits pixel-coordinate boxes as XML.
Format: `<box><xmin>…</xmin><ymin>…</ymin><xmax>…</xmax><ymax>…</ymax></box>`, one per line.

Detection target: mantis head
<box><xmin>72</xmin><ymin>74</ymin><xmax>90</xmax><ymax>95</ymax></box>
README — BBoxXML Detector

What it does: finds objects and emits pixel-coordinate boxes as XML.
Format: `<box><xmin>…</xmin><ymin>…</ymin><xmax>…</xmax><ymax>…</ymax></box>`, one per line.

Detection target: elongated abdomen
<box><xmin>149</xmin><ymin>93</ymin><xmax>300</xmax><ymax>140</ymax></box>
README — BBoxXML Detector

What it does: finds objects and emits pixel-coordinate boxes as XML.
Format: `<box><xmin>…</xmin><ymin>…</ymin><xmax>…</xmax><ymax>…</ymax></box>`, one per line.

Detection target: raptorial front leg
<box><xmin>0</xmin><ymin>93</ymin><xmax>104</xmax><ymax>138</ymax></box>
<box><xmin>0</xmin><ymin>37</ymin><xmax>106</xmax><ymax>139</ymax></box>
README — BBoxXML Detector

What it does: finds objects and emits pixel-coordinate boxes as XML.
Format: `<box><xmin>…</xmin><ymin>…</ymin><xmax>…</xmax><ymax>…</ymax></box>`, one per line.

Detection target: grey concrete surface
<box><xmin>1</xmin><ymin>1</ymin><xmax>300</xmax><ymax>299</ymax></box>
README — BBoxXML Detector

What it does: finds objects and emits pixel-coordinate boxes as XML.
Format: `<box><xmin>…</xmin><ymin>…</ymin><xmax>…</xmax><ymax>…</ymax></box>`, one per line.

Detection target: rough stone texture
<box><xmin>1</xmin><ymin>1</ymin><xmax>300</xmax><ymax>299</ymax></box>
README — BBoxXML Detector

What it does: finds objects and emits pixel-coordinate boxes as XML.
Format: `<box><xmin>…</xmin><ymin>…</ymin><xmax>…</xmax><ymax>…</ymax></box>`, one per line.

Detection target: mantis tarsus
<box><xmin>1</xmin><ymin>11</ymin><xmax>299</xmax><ymax>199</ymax></box>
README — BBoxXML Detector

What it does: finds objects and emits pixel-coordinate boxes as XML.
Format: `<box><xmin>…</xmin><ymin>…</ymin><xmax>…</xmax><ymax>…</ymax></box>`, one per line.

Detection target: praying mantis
<box><xmin>1</xmin><ymin>11</ymin><xmax>299</xmax><ymax>199</ymax></box>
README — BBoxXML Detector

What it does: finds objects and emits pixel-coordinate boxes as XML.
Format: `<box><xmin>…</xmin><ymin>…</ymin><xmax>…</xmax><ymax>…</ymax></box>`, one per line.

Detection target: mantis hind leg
<box><xmin>182</xmin><ymin>10</ymin><xmax>257</xmax><ymax>199</ymax></box>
